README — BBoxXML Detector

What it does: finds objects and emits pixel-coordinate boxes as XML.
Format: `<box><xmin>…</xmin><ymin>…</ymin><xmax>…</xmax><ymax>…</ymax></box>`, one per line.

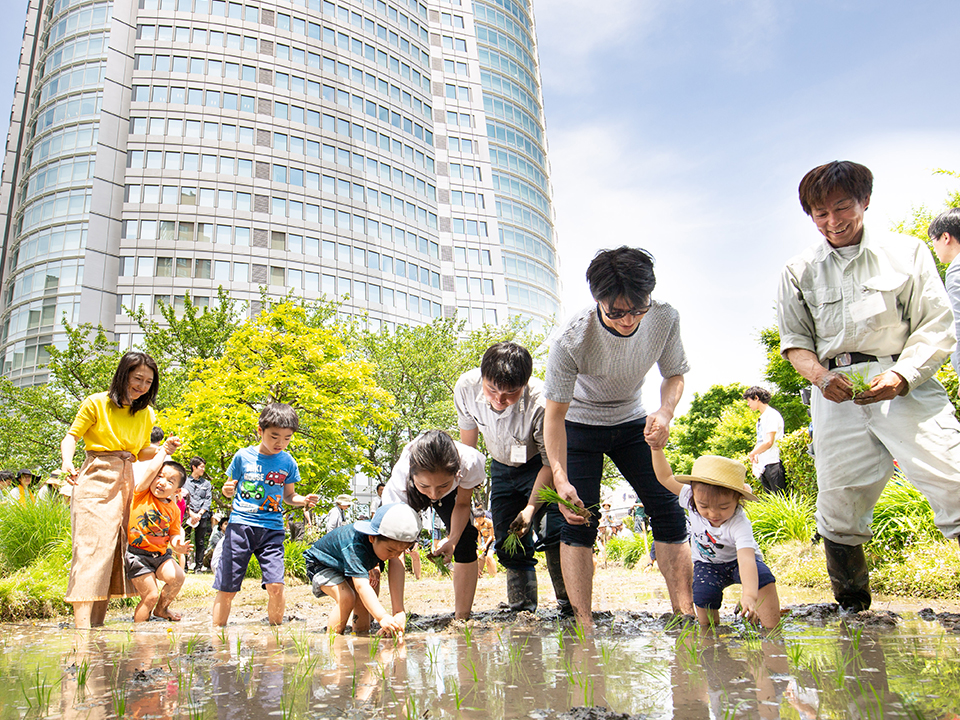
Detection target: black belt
<box><xmin>828</xmin><ymin>352</ymin><xmax>899</xmax><ymax>370</ymax></box>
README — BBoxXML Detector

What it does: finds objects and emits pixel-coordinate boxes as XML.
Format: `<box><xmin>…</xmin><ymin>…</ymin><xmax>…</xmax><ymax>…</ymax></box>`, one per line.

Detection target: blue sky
<box><xmin>2</xmin><ymin>0</ymin><xmax>959</xmax><ymax>413</ymax></box>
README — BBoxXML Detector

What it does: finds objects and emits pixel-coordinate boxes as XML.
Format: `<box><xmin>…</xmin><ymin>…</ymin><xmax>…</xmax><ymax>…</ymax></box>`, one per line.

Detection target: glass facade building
<box><xmin>0</xmin><ymin>0</ymin><xmax>559</xmax><ymax>385</ymax></box>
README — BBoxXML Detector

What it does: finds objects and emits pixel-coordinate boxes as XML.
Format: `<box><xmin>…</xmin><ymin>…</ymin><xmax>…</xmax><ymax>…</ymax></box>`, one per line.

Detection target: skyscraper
<box><xmin>0</xmin><ymin>0</ymin><xmax>559</xmax><ymax>385</ymax></box>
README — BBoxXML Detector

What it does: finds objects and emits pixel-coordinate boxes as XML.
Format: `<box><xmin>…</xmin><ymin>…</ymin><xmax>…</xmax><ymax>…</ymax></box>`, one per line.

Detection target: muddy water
<box><xmin>2</xmin><ymin>605</ymin><xmax>960</xmax><ymax>719</ymax></box>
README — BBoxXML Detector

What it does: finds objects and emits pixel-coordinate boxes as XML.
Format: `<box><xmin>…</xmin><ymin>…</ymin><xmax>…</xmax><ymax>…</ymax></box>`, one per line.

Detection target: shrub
<box><xmin>779</xmin><ymin>428</ymin><xmax>817</xmax><ymax>499</ymax></box>
<box><xmin>0</xmin><ymin>541</ymin><xmax>72</xmax><ymax>620</ymax></box>
<box><xmin>0</xmin><ymin>499</ymin><xmax>71</xmax><ymax>572</ymax></box>
<box><xmin>764</xmin><ymin>539</ymin><xmax>830</xmax><ymax>590</ymax></box>
<box><xmin>867</xmin><ymin>475</ymin><xmax>941</xmax><ymax>564</ymax></box>
<box><xmin>604</xmin><ymin>534</ymin><xmax>652</xmax><ymax>569</ymax></box>
<box><xmin>870</xmin><ymin>541</ymin><xmax>960</xmax><ymax>598</ymax></box>
<box><xmin>245</xmin><ymin>539</ymin><xmax>310</xmax><ymax>582</ymax></box>
<box><xmin>745</xmin><ymin>492</ymin><xmax>816</xmax><ymax>551</ymax></box>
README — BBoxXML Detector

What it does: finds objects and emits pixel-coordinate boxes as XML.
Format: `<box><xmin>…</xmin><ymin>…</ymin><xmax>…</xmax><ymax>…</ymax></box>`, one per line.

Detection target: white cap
<box><xmin>355</xmin><ymin>503</ymin><xmax>421</xmax><ymax>543</ymax></box>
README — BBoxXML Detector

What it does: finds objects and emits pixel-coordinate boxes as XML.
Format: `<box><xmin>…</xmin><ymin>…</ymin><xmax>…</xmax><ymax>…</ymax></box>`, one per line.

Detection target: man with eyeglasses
<box><xmin>543</xmin><ymin>246</ymin><xmax>693</xmax><ymax>626</ymax></box>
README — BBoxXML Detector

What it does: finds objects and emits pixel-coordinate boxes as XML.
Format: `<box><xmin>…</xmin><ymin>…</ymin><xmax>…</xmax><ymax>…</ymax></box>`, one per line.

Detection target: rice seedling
<box><xmin>76</xmin><ymin>658</ymin><xmax>90</xmax><ymax>690</ymax></box>
<box><xmin>236</xmin><ymin>635</ymin><xmax>242</xmax><ymax>657</ymax></box>
<box><xmin>425</xmin><ymin>644</ymin><xmax>439</xmax><ymax>666</ymax></box>
<box><xmin>502</xmin><ymin>531</ymin><xmax>523</xmax><ymax>556</ymax></box>
<box><xmin>427</xmin><ymin>553</ymin><xmax>451</xmax><ymax>576</ymax></box>
<box><xmin>19</xmin><ymin>665</ymin><xmax>53</xmax><ymax>714</ymax></box>
<box><xmin>217</xmin><ymin>626</ymin><xmax>228</xmax><ymax>645</ymax></box>
<box><xmin>461</xmin><ymin>658</ymin><xmax>479</xmax><ymax>682</ymax></box>
<box><xmin>555</xmin><ymin>625</ymin><xmax>565</xmax><ymax>650</ymax></box>
<box><xmin>508</xmin><ymin>637</ymin><xmax>527</xmax><ymax>665</ymax></box>
<box><xmin>571</xmin><ymin>621</ymin><xmax>587</xmax><ymax>643</ymax></box>
<box><xmin>404</xmin><ymin>695</ymin><xmax>418</xmax><ymax>719</ymax></box>
<box><xmin>110</xmin><ymin>672</ymin><xmax>128</xmax><ymax>717</ymax></box>
<box><xmin>786</xmin><ymin>642</ymin><xmax>804</xmax><ymax>667</ymax></box>
<box><xmin>186</xmin><ymin>702</ymin><xmax>208</xmax><ymax>720</ymax></box>
<box><xmin>462</xmin><ymin>623</ymin><xmax>473</xmax><ymax>647</ymax></box>
<box><xmin>185</xmin><ymin>634</ymin><xmax>202</xmax><ymax>654</ymax></box>
<box><xmin>448</xmin><ymin>678</ymin><xmax>464</xmax><ymax>710</ymax></box>
<box><xmin>289</xmin><ymin>629</ymin><xmax>310</xmax><ymax>661</ymax></box>
<box><xmin>843</xmin><ymin>369</ymin><xmax>872</xmax><ymax>397</ymax></box>
<box><xmin>537</xmin><ymin>487</ymin><xmax>593</xmax><ymax>519</ymax></box>
<box><xmin>368</xmin><ymin>634</ymin><xmax>381</xmax><ymax>658</ymax></box>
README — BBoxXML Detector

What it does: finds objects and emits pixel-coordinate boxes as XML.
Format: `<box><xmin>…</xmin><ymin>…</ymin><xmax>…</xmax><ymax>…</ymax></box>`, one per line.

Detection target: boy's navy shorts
<box><xmin>213</xmin><ymin>524</ymin><xmax>286</xmax><ymax>592</ymax></box>
<box><xmin>693</xmin><ymin>558</ymin><xmax>776</xmax><ymax>610</ymax></box>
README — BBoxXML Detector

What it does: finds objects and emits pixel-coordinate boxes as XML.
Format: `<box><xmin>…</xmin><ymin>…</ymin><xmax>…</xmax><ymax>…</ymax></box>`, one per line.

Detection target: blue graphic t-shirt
<box><xmin>303</xmin><ymin>525</ymin><xmax>380</xmax><ymax>580</ymax></box>
<box><xmin>227</xmin><ymin>446</ymin><xmax>300</xmax><ymax>530</ymax></box>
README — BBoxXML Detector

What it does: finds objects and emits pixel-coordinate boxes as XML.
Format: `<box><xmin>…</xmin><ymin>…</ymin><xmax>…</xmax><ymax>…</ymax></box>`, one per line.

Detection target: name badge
<box><xmin>510</xmin><ymin>444</ymin><xmax>527</xmax><ymax>464</ymax></box>
<box><xmin>849</xmin><ymin>292</ymin><xmax>885</xmax><ymax>324</ymax></box>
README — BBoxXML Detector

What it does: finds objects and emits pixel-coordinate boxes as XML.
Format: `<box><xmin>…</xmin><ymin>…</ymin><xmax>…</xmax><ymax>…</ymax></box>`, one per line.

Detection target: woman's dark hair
<box><xmin>190</xmin><ymin>456</ymin><xmax>206</xmax><ymax>470</ymax></box>
<box><xmin>108</xmin><ymin>352</ymin><xmax>160</xmax><ymax>414</ymax></box>
<box><xmin>403</xmin><ymin>430</ymin><xmax>460</xmax><ymax>512</ymax></box>
<box><xmin>686</xmin><ymin>481</ymin><xmax>741</xmax><ymax>514</ymax></box>
<box><xmin>150</xmin><ymin>426</ymin><xmax>165</xmax><ymax>444</ymax></box>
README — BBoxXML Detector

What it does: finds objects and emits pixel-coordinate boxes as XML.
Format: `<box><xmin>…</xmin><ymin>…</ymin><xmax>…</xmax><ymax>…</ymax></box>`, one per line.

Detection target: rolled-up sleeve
<box><xmin>777</xmin><ymin>262</ymin><xmax>818</xmax><ymax>357</ymax></box>
<box><xmin>891</xmin><ymin>243</ymin><xmax>956</xmax><ymax>390</ymax></box>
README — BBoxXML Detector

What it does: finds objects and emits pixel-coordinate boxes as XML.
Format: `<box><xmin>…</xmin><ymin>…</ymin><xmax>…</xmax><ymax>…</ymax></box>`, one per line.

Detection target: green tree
<box><xmin>162</xmin><ymin>298</ymin><xmax>394</xmax><ymax>502</ymax></box>
<box><xmin>705</xmin><ymin>401</ymin><xmax>756</xmax><ymax>463</ymax></box>
<box><xmin>359</xmin><ymin>316</ymin><xmax>545</xmax><ymax>478</ymax></box>
<box><xmin>125</xmin><ymin>288</ymin><xmax>242</xmax><ymax>409</ymax></box>
<box><xmin>757</xmin><ymin>325</ymin><xmax>810</xmax><ymax>433</ymax></box>
<box><xmin>666</xmin><ymin>383</ymin><xmax>748</xmax><ymax>474</ymax></box>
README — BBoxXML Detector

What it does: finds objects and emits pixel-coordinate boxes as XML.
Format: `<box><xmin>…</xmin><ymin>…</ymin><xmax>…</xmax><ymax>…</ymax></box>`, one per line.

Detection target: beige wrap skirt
<box><xmin>63</xmin><ymin>451</ymin><xmax>136</xmax><ymax>602</ymax></box>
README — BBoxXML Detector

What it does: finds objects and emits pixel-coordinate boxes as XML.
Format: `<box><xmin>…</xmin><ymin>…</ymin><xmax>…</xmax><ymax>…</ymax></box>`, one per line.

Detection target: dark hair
<box><xmin>798</xmin><ymin>161</ymin><xmax>873</xmax><ymax>216</ymax></box>
<box><xmin>162</xmin><ymin>460</ymin><xmax>188</xmax><ymax>488</ymax></box>
<box><xmin>190</xmin><ymin>456</ymin><xmax>206</xmax><ymax>470</ymax></box>
<box><xmin>928</xmin><ymin>207</ymin><xmax>960</xmax><ymax>241</ymax></box>
<box><xmin>743</xmin><ymin>386</ymin><xmax>771</xmax><ymax>404</ymax></box>
<box><xmin>259</xmin><ymin>403</ymin><xmax>299</xmax><ymax>432</ymax></box>
<box><xmin>686</xmin><ymin>481</ymin><xmax>741</xmax><ymax>513</ymax></box>
<box><xmin>480</xmin><ymin>342</ymin><xmax>532</xmax><ymax>390</ymax></box>
<box><xmin>108</xmin><ymin>351</ymin><xmax>160</xmax><ymax>414</ymax></box>
<box><xmin>585</xmin><ymin>247</ymin><xmax>656</xmax><ymax>308</ymax></box>
<box><xmin>403</xmin><ymin>430</ymin><xmax>460</xmax><ymax>512</ymax></box>
<box><xmin>150</xmin><ymin>426</ymin><xmax>165</xmax><ymax>444</ymax></box>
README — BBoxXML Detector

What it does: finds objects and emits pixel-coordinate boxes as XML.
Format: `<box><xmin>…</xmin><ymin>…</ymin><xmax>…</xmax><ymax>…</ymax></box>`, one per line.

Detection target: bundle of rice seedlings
<box><xmin>537</xmin><ymin>487</ymin><xmax>592</xmax><ymax>519</ymax></box>
<box><xmin>502</xmin><ymin>531</ymin><xmax>523</xmax><ymax>556</ymax></box>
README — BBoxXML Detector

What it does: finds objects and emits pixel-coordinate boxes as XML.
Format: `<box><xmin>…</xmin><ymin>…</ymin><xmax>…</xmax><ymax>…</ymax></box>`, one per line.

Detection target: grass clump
<box><xmin>745</xmin><ymin>492</ymin><xmax>817</xmax><ymax>551</ymax></box>
<box><xmin>870</xmin><ymin>541</ymin><xmax>960</xmax><ymax>597</ymax></box>
<box><xmin>0</xmin><ymin>499</ymin><xmax>71</xmax><ymax>572</ymax></box>
<box><xmin>764</xmin><ymin>540</ymin><xmax>830</xmax><ymax>590</ymax></box>
<box><xmin>867</xmin><ymin>475</ymin><xmax>940</xmax><ymax>564</ymax></box>
<box><xmin>604</xmin><ymin>534</ymin><xmax>652</xmax><ymax>568</ymax></box>
<box><xmin>245</xmin><ymin>539</ymin><xmax>311</xmax><ymax>582</ymax></box>
<box><xmin>0</xmin><ymin>543</ymin><xmax>72</xmax><ymax>620</ymax></box>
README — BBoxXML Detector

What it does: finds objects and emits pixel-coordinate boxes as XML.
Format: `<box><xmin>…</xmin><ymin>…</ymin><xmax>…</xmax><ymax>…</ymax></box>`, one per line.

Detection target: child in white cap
<box><xmin>653</xmin><ymin>449</ymin><xmax>780</xmax><ymax>628</ymax></box>
<box><xmin>304</xmin><ymin>502</ymin><xmax>421</xmax><ymax>636</ymax></box>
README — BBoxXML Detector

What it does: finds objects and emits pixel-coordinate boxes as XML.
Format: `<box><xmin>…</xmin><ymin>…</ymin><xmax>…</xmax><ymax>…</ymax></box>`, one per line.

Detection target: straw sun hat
<box><xmin>673</xmin><ymin>455</ymin><xmax>759</xmax><ymax>502</ymax></box>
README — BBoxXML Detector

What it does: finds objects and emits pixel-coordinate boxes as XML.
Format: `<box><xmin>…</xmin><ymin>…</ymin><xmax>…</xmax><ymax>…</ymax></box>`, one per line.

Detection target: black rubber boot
<box><xmin>823</xmin><ymin>538</ymin><xmax>871</xmax><ymax>611</ymax></box>
<box><xmin>506</xmin><ymin>568</ymin><xmax>538</xmax><ymax>612</ymax></box>
<box><xmin>545</xmin><ymin>546</ymin><xmax>574</xmax><ymax>618</ymax></box>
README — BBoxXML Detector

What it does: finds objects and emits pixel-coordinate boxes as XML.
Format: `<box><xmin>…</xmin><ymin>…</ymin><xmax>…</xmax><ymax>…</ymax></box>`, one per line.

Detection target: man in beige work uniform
<box><xmin>778</xmin><ymin>160</ymin><xmax>960</xmax><ymax>611</ymax></box>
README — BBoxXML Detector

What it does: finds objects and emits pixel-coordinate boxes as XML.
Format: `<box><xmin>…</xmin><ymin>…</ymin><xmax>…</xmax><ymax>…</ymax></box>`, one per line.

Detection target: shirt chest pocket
<box><xmin>803</xmin><ymin>285</ymin><xmax>843</xmax><ymax>338</ymax></box>
<box><xmin>856</xmin><ymin>274</ymin><xmax>908</xmax><ymax>331</ymax></box>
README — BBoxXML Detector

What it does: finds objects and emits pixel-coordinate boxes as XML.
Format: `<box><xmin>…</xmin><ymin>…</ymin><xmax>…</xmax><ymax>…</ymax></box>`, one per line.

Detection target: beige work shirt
<box><xmin>454</xmin><ymin>368</ymin><xmax>549</xmax><ymax>468</ymax></box>
<box><xmin>778</xmin><ymin>226</ymin><xmax>956</xmax><ymax>391</ymax></box>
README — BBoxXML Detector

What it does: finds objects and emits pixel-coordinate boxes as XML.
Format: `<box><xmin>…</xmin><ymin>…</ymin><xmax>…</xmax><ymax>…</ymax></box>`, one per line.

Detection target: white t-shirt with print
<box><xmin>680</xmin><ymin>485</ymin><xmax>762</xmax><ymax>564</ymax></box>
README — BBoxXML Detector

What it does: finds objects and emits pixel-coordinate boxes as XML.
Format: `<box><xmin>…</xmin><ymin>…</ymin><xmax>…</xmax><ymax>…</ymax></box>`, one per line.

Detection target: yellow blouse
<box><xmin>68</xmin><ymin>392</ymin><xmax>156</xmax><ymax>454</ymax></box>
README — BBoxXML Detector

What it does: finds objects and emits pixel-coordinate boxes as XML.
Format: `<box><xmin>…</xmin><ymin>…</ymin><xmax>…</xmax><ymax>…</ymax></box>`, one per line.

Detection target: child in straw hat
<box><xmin>652</xmin><ymin>449</ymin><xmax>780</xmax><ymax>628</ymax></box>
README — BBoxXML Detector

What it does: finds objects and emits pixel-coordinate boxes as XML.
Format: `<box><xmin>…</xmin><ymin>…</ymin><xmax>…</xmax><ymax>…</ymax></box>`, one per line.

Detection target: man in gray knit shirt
<box><xmin>543</xmin><ymin>246</ymin><xmax>693</xmax><ymax>626</ymax></box>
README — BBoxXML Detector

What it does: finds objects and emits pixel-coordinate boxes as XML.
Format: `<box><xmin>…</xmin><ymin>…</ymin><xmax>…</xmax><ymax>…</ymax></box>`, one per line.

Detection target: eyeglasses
<box><xmin>600</xmin><ymin>304</ymin><xmax>650</xmax><ymax>320</ymax></box>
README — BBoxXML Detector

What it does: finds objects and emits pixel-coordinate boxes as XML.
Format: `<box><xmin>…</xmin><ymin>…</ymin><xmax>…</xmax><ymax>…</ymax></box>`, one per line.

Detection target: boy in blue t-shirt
<box><xmin>212</xmin><ymin>404</ymin><xmax>319</xmax><ymax>626</ymax></box>
<box><xmin>305</xmin><ymin>503</ymin><xmax>420</xmax><ymax>637</ymax></box>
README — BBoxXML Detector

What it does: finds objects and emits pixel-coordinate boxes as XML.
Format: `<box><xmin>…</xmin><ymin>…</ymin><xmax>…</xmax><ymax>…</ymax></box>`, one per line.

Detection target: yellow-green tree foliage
<box><xmin>163</xmin><ymin>299</ymin><xmax>394</xmax><ymax>500</ymax></box>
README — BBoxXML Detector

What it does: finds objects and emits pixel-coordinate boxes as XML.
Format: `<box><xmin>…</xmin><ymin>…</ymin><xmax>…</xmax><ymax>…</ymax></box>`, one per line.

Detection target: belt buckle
<box><xmin>834</xmin><ymin>352</ymin><xmax>853</xmax><ymax>368</ymax></box>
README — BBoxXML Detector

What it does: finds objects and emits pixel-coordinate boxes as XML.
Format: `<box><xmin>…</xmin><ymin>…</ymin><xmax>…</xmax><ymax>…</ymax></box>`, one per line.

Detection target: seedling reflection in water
<box><xmin>19</xmin><ymin>665</ymin><xmax>53</xmax><ymax>715</ymax></box>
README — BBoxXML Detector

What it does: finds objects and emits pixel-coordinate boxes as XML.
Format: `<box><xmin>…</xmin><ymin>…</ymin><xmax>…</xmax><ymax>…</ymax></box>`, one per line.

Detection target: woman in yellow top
<box><xmin>60</xmin><ymin>351</ymin><xmax>161</xmax><ymax>628</ymax></box>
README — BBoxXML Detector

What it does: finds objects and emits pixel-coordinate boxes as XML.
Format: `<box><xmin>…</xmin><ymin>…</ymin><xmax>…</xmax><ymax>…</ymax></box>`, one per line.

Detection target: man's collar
<box><xmin>816</xmin><ymin>225</ymin><xmax>872</xmax><ymax>262</ymax></box>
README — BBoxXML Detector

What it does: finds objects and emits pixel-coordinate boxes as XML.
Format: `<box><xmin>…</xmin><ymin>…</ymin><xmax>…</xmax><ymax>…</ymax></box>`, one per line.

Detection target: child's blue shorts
<box><xmin>693</xmin><ymin>557</ymin><xmax>776</xmax><ymax>610</ymax></box>
<box><xmin>213</xmin><ymin>524</ymin><xmax>286</xmax><ymax>592</ymax></box>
